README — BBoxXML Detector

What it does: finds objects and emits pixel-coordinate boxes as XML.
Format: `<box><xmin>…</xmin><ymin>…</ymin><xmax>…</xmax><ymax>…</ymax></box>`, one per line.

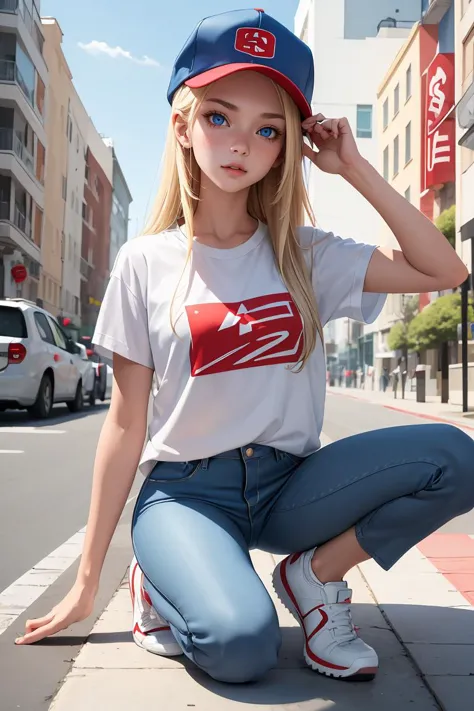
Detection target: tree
<box><xmin>435</xmin><ymin>205</ymin><xmax>456</xmax><ymax>248</ymax></box>
<box><xmin>408</xmin><ymin>293</ymin><xmax>473</xmax><ymax>350</ymax></box>
<box><xmin>387</xmin><ymin>295</ymin><xmax>418</xmax><ymax>398</ymax></box>
<box><xmin>408</xmin><ymin>293</ymin><xmax>474</xmax><ymax>403</ymax></box>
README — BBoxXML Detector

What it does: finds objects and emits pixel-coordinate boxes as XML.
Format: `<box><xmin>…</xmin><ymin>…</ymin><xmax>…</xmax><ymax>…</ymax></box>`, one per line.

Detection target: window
<box><xmin>62</xmin><ymin>175</ymin><xmax>67</xmax><ymax>201</ymax></box>
<box><xmin>463</xmin><ymin>25</ymin><xmax>474</xmax><ymax>95</ymax></box>
<box><xmin>405</xmin><ymin>122</ymin><xmax>412</xmax><ymax>164</ymax></box>
<box><xmin>0</xmin><ymin>306</ymin><xmax>27</xmax><ymax>338</ymax></box>
<box><xmin>34</xmin><ymin>312</ymin><xmax>55</xmax><ymax>344</ymax></box>
<box><xmin>383</xmin><ymin>98</ymin><xmax>389</xmax><ymax>130</ymax></box>
<box><xmin>85</xmin><ymin>164</ymin><xmax>90</xmax><ymax>184</ymax></box>
<box><xmin>48</xmin><ymin>318</ymin><xmax>68</xmax><ymax>350</ymax></box>
<box><xmin>383</xmin><ymin>146</ymin><xmax>389</xmax><ymax>180</ymax></box>
<box><xmin>404</xmin><ymin>186</ymin><xmax>411</xmax><ymax>203</ymax></box>
<box><xmin>393</xmin><ymin>135</ymin><xmax>399</xmax><ymax>176</ymax></box>
<box><xmin>406</xmin><ymin>65</ymin><xmax>412</xmax><ymax>101</ymax></box>
<box><xmin>82</xmin><ymin>202</ymin><xmax>88</xmax><ymax>221</ymax></box>
<box><xmin>394</xmin><ymin>84</ymin><xmax>400</xmax><ymax>116</ymax></box>
<box><xmin>356</xmin><ymin>105</ymin><xmax>372</xmax><ymax>138</ymax></box>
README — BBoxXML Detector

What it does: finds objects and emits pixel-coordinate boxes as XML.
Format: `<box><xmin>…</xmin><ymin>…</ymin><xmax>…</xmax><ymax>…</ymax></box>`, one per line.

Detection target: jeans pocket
<box><xmin>148</xmin><ymin>459</ymin><xmax>202</xmax><ymax>483</ymax></box>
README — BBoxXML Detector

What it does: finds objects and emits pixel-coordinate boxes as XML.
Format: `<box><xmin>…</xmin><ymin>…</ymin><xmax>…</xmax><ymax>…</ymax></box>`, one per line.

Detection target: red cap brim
<box><xmin>185</xmin><ymin>63</ymin><xmax>312</xmax><ymax>119</ymax></box>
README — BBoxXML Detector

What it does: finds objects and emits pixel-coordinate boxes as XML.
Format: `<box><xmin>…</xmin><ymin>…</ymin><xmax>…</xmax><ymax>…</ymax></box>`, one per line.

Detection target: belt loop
<box><xmin>201</xmin><ymin>458</ymin><xmax>209</xmax><ymax>470</ymax></box>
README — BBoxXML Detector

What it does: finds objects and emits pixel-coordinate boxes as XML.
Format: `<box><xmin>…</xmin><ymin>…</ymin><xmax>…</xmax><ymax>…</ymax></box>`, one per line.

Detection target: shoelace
<box><xmin>326</xmin><ymin>603</ymin><xmax>357</xmax><ymax>644</ymax></box>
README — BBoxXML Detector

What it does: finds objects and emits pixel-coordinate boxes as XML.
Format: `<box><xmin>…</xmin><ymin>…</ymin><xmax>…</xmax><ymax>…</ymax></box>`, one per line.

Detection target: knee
<box><xmin>200</xmin><ymin>606</ymin><xmax>281</xmax><ymax>683</ymax></box>
<box><xmin>435</xmin><ymin>425</ymin><xmax>474</xmax><ymax>509</ymax></box>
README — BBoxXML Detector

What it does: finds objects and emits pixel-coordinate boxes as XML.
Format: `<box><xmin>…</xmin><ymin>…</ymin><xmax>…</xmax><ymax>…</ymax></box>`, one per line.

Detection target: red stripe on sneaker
<box><xmin>290</xmin><ymin>552</ymin><xmax>304</xmax><ymax>565</ymax></box>
<box><xmin>143</xmin><ymin>590</ymin><xmax>153</xmax><ymax>606</ymax></box>
<box><xmin>280</xmin><ymin>556</ymin><xmax>349</xmax><ymax>671</ymax></box>
<box><xmin>307</xmin><ymin>607</ymin><xmax>329</xmax><ymax>642</ymax></box>
<box><xmin>133</xmin><ymin>622</ymin><xmax>171</xmax><ymax>636</ymax></box>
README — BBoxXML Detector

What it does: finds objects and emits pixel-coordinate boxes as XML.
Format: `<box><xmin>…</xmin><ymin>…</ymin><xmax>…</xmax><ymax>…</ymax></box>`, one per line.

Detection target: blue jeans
<box><xmin>132</xmin><ymin>424</ymin><xmax>474</xmax><ymax>683</ymax></box>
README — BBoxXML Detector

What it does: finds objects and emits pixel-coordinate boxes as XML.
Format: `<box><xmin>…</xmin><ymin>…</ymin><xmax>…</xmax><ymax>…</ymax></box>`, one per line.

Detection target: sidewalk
<box><xmin>48</xmin><ymin>548</ymin><xmax>474</xmax><ymax>711</ymax></box>
<box><xmin>329</xmin><ymin>385</ymin><xmax>474</xmax><ymax>430</ymax></box>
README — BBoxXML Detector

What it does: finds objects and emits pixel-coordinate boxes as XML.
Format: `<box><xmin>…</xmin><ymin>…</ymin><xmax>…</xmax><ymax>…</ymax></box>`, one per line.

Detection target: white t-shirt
<box><xmin>92</xmin><ymin>222</ymin><xmax>385</xmax><ymax>475</ymax></box>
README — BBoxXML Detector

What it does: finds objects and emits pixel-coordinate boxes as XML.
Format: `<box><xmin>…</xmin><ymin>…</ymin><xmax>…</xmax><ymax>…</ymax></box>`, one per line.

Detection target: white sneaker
<box><xmin>129</xmin><ymin>557</ymin><xmax>182</xmax><ymax>656</ymax></box>
<box><xmin>272</xmin><ymin>549</ymin><xmax>378</xmax><ymax>681</ymax></box>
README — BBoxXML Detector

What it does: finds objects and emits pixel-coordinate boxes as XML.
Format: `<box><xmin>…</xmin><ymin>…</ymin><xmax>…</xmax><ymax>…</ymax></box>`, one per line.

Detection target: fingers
<box><xmin>302</xmin><ymin>114</ymin><xmax>346</xmax><ymax>141</ymax></box>
<box><xmin>16</xmin><ymin>618</ymin><xmax>63</xmax><ymax>645</ymax></box>
<box><xmin>15</xmin><ymin>611</ymin><xmax>56</xmax><ymax>645</ymax></box>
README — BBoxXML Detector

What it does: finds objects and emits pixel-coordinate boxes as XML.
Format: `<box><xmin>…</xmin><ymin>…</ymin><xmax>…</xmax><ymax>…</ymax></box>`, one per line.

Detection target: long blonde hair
<box><xmin>143</xmin><ymin>81</ymin><xmax>324</xmax><ymax>370</ymax></box>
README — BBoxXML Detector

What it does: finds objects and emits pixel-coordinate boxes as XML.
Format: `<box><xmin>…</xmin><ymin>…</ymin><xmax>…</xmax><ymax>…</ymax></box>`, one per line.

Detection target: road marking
<box><xmin>0</xmin><ymin>450</ymin><xmax>24</xmax><ymax>454</ymax></box>
<box><xmin>0</xmin><ymin>493</ymin><xmax>137</xmax><ymax>636</ymax></box>
<box><xmin>0</xmin><ymin>427</ymin><xmax>66</xmax><ymax>435</ymax></box>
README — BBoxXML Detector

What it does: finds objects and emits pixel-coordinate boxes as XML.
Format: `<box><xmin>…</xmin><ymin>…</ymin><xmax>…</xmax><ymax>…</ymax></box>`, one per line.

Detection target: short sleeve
<box><xmin>92</xmin><ymin>243</ymin><xmax>154</xmax><ymax>369</ymax></box>
<box><xmin>307</xmin><ymin>228</ymin><xmax>386</xmax><ymax>325</ymax></box>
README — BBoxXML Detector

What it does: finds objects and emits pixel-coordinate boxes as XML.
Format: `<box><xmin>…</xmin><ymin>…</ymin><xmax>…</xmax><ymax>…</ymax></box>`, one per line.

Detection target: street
<box><xmin>0</xmin><ymin>394</ymin><xmax>473</xmax><ymax>710</ymax></box>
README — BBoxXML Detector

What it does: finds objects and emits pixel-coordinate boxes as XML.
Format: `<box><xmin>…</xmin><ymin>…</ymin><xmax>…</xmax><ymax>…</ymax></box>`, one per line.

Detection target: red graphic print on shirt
<box><xmin>185</xmin><ymin>293</ymin><xmax>303</xmax><ymax>376</ymax></box>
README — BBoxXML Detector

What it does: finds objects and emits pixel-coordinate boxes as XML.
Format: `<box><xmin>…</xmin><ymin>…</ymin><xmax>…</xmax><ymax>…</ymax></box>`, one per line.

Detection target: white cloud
<box><xmin>78</xmin><ymin>40</ymin><xmax>160</xmax><ymax>67</ymax></box>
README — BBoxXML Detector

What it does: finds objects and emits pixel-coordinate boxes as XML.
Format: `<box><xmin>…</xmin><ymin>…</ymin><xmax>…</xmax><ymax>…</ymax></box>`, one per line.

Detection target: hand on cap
<box><xmin>301</xmin><ymin>114</ymin><xmax>363</xmax><ymax>177</ymax></box>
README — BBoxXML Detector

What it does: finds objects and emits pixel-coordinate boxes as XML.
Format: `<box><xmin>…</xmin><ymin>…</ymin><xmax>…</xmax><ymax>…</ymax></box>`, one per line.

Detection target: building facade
<box><xmin>295</xmin><ymin>0</ymin><xmax>421</xmax><ymax>375</ymax></box>
<box><xmin>40</xmin><ymin>16</ymin><xmax>69</xmax><ymax>316</ymax></box>
<box><xmin>103</xmin><ymin>138</ymin><xmax>132</xmax><ymax>272</ymax></box>
<box><xmin>80</xmin><ymin>133</ymin><xmax>112</xmax><ymax>336</ymax></box>
<box><xmin>0</xmin><ymin>0</ymin><xmax>46</xmax><ymax>302</ymax></box>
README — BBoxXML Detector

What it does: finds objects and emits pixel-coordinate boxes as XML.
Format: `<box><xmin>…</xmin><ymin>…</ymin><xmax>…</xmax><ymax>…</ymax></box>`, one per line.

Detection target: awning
<box><xmin>375</xmin><ymin>351</ymin><xmax>396</xmax><ymax>359</ymax></box>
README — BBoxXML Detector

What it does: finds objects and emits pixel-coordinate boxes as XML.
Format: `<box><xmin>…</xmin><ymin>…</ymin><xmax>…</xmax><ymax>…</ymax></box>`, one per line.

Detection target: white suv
<box><xmin>0</xmin><ymin>298</ymin><xmax>94</xmax><ymax>418</ymax></box>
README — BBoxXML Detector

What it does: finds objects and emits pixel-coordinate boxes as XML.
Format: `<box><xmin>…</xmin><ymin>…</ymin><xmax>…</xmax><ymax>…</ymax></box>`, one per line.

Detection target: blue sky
<box><xmin>41</xmin><ymin>1</ymin><xmax>300</xmax><ymax>238</ymax></box>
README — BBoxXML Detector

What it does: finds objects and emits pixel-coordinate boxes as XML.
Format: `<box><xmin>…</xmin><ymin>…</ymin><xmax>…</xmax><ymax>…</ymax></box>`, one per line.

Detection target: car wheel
<box><xmin>89</xmin><ymin>383</ymin><xmax>97</xmax><ymax>407</ymax></box>
<box><xmin>68</xmin><ymin>381</ymin><xmax>84</xmax><ymax>413</ymax></box>
<box><xmin>28</xmin><ymin>374</ymin><xmax>53</xmax><ymax>419</ymax></box>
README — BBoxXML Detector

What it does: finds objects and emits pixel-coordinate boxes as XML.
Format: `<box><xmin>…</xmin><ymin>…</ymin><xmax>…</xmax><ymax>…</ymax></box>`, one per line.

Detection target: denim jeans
<box><xmin>132</xmin><ymin>423</ymin><xmax>474</xmax><ymax>683</ymax></box>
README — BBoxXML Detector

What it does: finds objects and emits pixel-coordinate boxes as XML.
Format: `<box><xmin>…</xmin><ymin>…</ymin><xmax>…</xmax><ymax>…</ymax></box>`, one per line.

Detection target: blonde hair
<box><xmin>143</xmin><ymin>81</ymin><xmax>324</xmax><ymax>370</ymax></box>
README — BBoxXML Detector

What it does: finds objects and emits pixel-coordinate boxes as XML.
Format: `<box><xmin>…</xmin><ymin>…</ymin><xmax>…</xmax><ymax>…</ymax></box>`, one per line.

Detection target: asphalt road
<box><xmin>0</xmin><ymin>394</ymin><xmax>473</xmax><ymax>710</ymax></box>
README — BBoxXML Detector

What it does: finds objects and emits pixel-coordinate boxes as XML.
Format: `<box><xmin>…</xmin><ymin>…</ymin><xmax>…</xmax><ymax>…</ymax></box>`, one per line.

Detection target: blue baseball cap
<box><xmin>167</xmin><ymin>8</ymin><xmax>314</xmax><ymax>118</ymax></box>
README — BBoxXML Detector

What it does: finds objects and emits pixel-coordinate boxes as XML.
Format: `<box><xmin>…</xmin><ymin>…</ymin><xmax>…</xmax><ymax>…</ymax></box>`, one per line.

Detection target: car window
<box><xmin>34</xmin><ymin>312</ymin><xmax>55</xmax><ymax>345</ymax></box>
<box><xmin>48</xmin><ymin>318</ymin><xmax>68</xmax><ymax>350</ymax></box>
<box><xmin>0</xmin><ymin>306</ymin><xmax>27</xmax><ymax>338</ymax></box>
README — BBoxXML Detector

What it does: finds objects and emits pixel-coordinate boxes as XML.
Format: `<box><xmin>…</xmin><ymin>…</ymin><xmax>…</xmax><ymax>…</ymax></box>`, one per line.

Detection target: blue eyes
<box><xmin>204</xmin><ymin>112</ymin><xmax>281</xmax><ymax>141</ymax></box>
<box><xmin>259</xmin><ymin>127</ymin><xmax>275</xmax><ymax>139</ymax></box>
<box><xmin>209</xmin><ymin>113</ymin><xmax>226</xmax><ymax>126</ymax></box>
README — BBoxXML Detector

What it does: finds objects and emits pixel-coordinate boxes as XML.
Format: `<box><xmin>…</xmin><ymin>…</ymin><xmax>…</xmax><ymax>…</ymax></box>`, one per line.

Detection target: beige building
<box><xmin>0</xmin><ymin>0</ymin><xmax>47</xmax><ymax>301</ymax></box>
<box><xmin>39</xmin><ymin>18</ymin><xmax>70</xmax><ymax>316</ymax></box>
<box><xmin>373</xmin><ymin>24</ymin><xmax>421</xmax><ymax>383</ymax></box>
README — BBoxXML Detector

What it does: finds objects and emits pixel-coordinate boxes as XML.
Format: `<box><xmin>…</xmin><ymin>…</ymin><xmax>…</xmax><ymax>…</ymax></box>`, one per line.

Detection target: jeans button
<box><xmin>245</xmin><ymin>447</ymin><xmax>254</xmax><ymax>457</ymax></box>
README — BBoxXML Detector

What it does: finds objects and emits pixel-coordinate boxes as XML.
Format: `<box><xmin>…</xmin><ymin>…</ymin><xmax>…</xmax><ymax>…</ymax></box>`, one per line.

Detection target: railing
<box><xmin>0</xmin><ymin>59</ymin><xmax>34</xmax><ymax>107</ymax></box>
<box><xmin>0</xmin><ymin>126</ymin><xmax>36</xmax><ymax>176</ymax></box>
<box><xmin>80</xmin><ymin>257</ymin><xmax>93</xmax><ymax>280</ymax></box>
<box><xmin>13</xmin><ymin>132</ymin><xmax>34</xmax><ymax>173</ymax></box>
<box><xmin>14</xmin><ymin>204</ymin><xmax>31</xmax><ymax>238</ymax></box>
<box><xmin>0</xmin><ymin>0</ymin><xmax>18</xmax><ymax>12</ymax></box>
<box><xmin>0</xmin><ymin>200</ymin><xmax>10</xmax><ymax>220</ymax></box>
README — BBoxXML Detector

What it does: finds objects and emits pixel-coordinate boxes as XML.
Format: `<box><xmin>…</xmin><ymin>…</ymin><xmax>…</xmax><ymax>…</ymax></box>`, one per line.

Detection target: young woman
<box><xmin>16</xmin><ymin>8</ymin><xmax>474</xmax><ymax>686</ymax></box>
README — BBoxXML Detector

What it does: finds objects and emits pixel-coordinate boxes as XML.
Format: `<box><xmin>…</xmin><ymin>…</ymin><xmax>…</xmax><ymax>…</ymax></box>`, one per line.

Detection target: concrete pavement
<box><xmin>3</xmin><ymin>395</ymin><xmax>474</xmax><ymax>709</ymax></box>
<box><xmin>48</xmin><ymin>550</ymin><xmax>445</xmax><ymax>711</ymax></box>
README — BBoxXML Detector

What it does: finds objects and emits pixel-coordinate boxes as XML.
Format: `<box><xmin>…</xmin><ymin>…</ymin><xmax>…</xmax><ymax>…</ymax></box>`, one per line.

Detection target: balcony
<box><xmin>0</xmin><ymin>58</ymin><xmax>34</xmax><ymax>106</ymax></box>
<box><xmin>0</xmin><ymin>197</ymin><xmax>39</xmax><ymax>262</ymax></box>
<box><xmin>422</xmin><ymin>0</ymin><xmax>451</xmax><ymax>24</ymax></box>
<box><xmin>80</xmin><ymin>257</ymin><xmax>93</xmax><ymax>282</ymax></box>
<box><xmin>0</xmin><ymin>0</ymin><xmax>44</xmax><ymax>56</ymax></box>
<box><xmin>0</xmin><ymin>127</ymin><xmax>34</xmax><ymax>174</ymax></box>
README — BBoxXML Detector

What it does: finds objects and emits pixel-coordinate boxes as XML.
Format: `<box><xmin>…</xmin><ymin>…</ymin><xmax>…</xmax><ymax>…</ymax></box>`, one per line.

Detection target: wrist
<box><xmin>341</xmin><ymin>157</ymin><xmax>372</xmax><ymax>185</ymax></box>
<box><xmin>76</xmin><ymin>570</ymin><xmax>100</xmax><ymax>593</ymax></box>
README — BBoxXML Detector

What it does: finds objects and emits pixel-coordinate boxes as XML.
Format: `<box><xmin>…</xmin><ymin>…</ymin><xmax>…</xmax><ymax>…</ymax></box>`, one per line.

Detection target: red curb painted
<box><xmin>418</xmin><ymin>534</ymin><xmax>474</xmax><ymax>605</ymax></box>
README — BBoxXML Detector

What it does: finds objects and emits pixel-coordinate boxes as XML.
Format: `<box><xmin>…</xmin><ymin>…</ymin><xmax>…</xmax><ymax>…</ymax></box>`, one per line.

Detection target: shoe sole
<box><xmin>272</xmin><ymin>560</ymin><xmax>377</xmax><ymax>682</ymax></box>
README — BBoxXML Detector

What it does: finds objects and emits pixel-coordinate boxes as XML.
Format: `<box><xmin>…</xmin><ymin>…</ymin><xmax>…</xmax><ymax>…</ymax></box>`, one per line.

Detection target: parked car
<box><xmin>77</xmin><ymin>336</ymin><xmax>113</xmax><ymax>401</ymax></box>
<box><xmin>0</xmin><ymin>298</ymin><xmax>95</xmax><ymax>418</ymax></box>
<box><xmin>75</xmin><ymin>342</ymin><xmax>98</xmax><ymax>406</ymax></box>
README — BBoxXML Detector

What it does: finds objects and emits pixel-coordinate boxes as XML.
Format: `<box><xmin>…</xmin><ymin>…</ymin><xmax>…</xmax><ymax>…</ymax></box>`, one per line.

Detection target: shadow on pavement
<box><xmin>0</xmin><ymin>402</ymin><xmax>109</xmax><ymax>428</ymax></box>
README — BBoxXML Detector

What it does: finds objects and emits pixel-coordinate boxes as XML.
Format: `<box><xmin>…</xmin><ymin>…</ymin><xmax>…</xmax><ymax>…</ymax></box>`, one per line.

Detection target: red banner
<box><xmin>422</xmin><ymin>53</ymin><xmax>455</xmax><ymax>191</ymax></box>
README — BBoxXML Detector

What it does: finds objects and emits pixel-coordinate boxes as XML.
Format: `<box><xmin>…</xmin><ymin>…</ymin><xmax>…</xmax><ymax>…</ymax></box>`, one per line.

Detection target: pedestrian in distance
<box><xmin>16</xmin><ymin>8</ymin><xmax>474</xmax><ymax>686</ymax></box>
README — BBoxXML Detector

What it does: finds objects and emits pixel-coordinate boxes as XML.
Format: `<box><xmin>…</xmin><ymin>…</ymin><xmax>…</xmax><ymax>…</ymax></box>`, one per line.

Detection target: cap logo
<box><xmin>235</xmin><ymin>28</ymin><xmax>276</xmax><ymax>59</ymax></box>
